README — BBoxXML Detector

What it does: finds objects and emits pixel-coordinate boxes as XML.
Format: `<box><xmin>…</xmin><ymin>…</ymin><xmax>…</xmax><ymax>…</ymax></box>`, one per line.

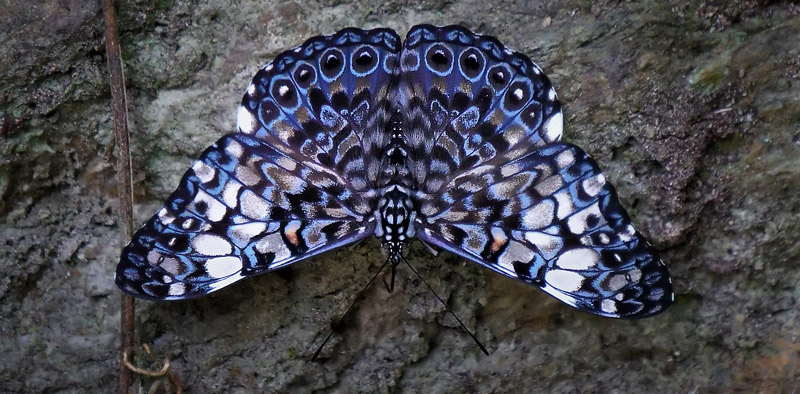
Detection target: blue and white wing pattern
<box><xmin>398</xmin><ymin>25</ymin><xmax>672</xmax><ymax>318</ymax></box>
<box><xmin>417</xmin><ymin>142</ymin><xmax>672</xmax><ymax>317</ymax></box>
<box><xmin>116</xmin><ymin>28</ymin><xmax>401</xmax><ymax>299</ymax></box>
<box><xmin>116</xmin><ymin>25</ymin><xmax>672</xmax><ymax>318</ymax></box>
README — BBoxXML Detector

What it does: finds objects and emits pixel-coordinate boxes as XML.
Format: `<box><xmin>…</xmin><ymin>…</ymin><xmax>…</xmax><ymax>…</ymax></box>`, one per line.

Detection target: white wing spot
<box><xmin>276</xmin><ymin>156</ymin><xmax>297</xmax><ymax>171</ymax></box>
<box><xmin>582</xmin><ymin>174</ymin><xmax>606</xmax><ymax>197</ymax></box>
<box><xmin>555</xmin><ymin>149</ymin><xmax>575</xmax><ymax>169</ymax></box>
<box><xmin>235</xmin><ymin>165</ymin><xmax>261</xmax><ymax>187</ymax></box>
<box><xmin>192</xmin><ymin>161</ymin><xmax>216</xmax><ymax>184</ymax></box>
<box><xmin>240</xmin><ymin>190</ymin><xmax>272</xmax><ymax>220</ymax></box>
<box><xmin>181</xmin><ymin>218</ymin><xmax>196</xmax><ymax>230</ymax></box>
<box><xmin>608</xmin><ymin>274</ymin><xmax>628</xmax><ymax>292</ymax></box>
<box><xmin>542</xmin><ymin>112</ymin><xmax>563</xmax><ymax>142</ymax></box>
<box><xmin>545</xmin><ymin>270</ymin><xmax>584</xmax><ymax>292</ymax></box>
<box><xmin>255</xmin><ymin>233</ymin><xmax>292</xmax><ymax>264</ymax></box>
<box><xmin>548</xmin><ymin>87</ymin><xmax>557</xmax><ymax>101</ymax></box>
<box><xmin>222</xmin><ymin>182</ymin><xmax>242</xmax><ymax>208</ymax></box>
<box><xmin>567</xmin><ymin>202</ymin><xmax>604</xmax><ymax>235</ymax></box>
<box><xmin>157</xmin><ymin>208</ymin><xmax>175</xmax><ymax>225</ymax></box>
<box><xmin>204</xmin><ymin>256</ymin><xmax>242</xmax><ymax>279</ymax></box>
<box><xmin>553</xmin><ymin>190</ymin><xmax>575</xmax><ymax>220</ymax></box>
<box><xmin>513</xmin><ymin>87</ymin><xmax>524</xmax><ymax>101</ymax></box>
<box><xmin>554</xmin><ymin>248</ymin><xmax>601</xmax><ymax>270</ymax></box>
<box><xmin>619</xmin><ymin>224</ymin><xmax>636</xmax><ymax>242</ymax></box>
<box><xmin>226</xmin><ymin>140</ymin><xmax>244</xmax><ymax>158</ymax></box>
<box><xmin>193</xmin><ymin>190</ymin><xmax>227</xmax><ymax>222</ymax></box>
<box><xmin>193</xmin><ymin>234</ymin><xmax>234</xmax><ymax>256</ymax></box>
<box><xmin>230</xmin><ymin>222</ymin><xmax>267</xmax><ymax>245</ymax></box>
<box><xmin>522</xmin><ymin>199</ymin><xmax>555</xmax><ymax>229</ymax></box>
<box><xmin>168</xmin><ymin>282</ymin><xmax>187</xmax><ymax>296</ymax></box>
<box><xmin>524</xmin><ymin>231</ymin><xmax>564</xmax><ymax>259</ymax></box>
<box><xmin>497</xmin><ymin>240</ymin><xmax>534</xmax><ymax>274</ymax></box>
<box><xmin>601</xmin><ymin>299</ymin><xmax>617</xmax><ymax>314</ymax></box>
<box><xmin>237</xmin><ymin>106</ymin><xmax>258</xmax><ymax>134</ymax></box>
<box><xmin>159</xmin><ymin>257</ymin><xmax>184</xmax><ymax>277</ymax></box>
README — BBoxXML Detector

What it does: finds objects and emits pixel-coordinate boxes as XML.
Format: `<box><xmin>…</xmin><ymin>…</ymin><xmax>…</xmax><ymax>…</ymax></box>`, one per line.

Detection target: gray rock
<box><xmin>1</xmin><ymin>0</ymin><xmax>799</xmax><ymax>392</ymax></box>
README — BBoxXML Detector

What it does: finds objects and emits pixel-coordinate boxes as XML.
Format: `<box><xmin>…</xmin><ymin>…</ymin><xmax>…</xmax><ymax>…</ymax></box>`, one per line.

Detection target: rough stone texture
<box><xmin>1</xmin><ymin>0</ymin><xmax>799</xmax><ymax>393</ymax></box>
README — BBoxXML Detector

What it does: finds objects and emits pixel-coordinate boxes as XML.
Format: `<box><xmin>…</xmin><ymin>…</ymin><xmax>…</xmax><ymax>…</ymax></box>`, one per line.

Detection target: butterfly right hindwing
<box><xmin>401</xmin><ymin>25</ymin><xmax>672</xmax><ymax>318</ymax></box>
<box><xmin>116</xmin><ymin>28</ymin><xmax>402</xmax><ymax>300</ymax></box>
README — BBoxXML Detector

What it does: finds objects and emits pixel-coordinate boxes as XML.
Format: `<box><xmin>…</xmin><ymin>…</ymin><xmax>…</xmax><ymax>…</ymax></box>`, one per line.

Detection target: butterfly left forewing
<box><xmin>238</xmin><ymin>27</ymin><xmax>401</xmax><ymax>193</ymax></box>
<box><xmin>418</xmin><ymin>142</ymin><xmax>673</xmax><ymax>318</ymax></box>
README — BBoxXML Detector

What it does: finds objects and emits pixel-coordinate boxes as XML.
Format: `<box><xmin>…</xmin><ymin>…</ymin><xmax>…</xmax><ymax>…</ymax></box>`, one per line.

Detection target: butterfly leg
<box><xmin>417</xmin><ymin>239</ymin><xmax>441</xmax><ymax>256</ymax></box>
<box><xmin>382</xmin><ymin>259</ymin><xmax>399</xmax><ymax>293</ymax></box>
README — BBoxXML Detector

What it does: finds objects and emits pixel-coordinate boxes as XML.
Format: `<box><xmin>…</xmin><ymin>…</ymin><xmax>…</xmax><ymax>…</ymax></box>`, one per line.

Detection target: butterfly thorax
<box><xmin>374</xmin><ymin>183</ymin><xmax>417</xmax><ymax>258</ymax></box>
<box><xmin>378</xmin><ymin>109</ymin><xmax>412</xmax><ymax>186</ymax></box>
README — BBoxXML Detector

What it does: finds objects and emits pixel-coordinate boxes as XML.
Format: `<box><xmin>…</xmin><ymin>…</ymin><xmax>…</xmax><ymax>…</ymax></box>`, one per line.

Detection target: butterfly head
<box><xmin>381</xmin><ymin>241</ymin><xmax>406</xmax><ymax>264</ymax></box>
<box><xmin>375</xmin><ymin>183</ymin><xmax>417</xmax><ymax>261</ymax></box>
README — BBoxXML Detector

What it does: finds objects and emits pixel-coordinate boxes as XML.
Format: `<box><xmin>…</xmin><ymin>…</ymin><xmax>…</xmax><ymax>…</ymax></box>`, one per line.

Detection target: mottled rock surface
<box><xmin>1</xmin><ymin>0</ymin><xmax>799</xmax><ymax>393</ymax></box>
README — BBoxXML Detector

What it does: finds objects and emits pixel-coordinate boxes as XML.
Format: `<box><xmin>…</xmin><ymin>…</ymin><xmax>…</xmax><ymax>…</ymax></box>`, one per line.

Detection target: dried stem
<box><xmin>100</xmin><ymin>0</ymin><xmax>136</xmax><ymax>392</ymax></box>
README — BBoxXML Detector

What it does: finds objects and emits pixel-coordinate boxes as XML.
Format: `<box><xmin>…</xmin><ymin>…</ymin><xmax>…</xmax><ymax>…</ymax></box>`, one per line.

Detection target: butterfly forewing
<box><xmin>418</xmin><ymin>142</ymin><xmax>672</xmax><ymax>317</ymax></box>
<box><xmin>238</xmin><ymin>27</ymin><xmax>401</xmax><ymax>195</ymax></box>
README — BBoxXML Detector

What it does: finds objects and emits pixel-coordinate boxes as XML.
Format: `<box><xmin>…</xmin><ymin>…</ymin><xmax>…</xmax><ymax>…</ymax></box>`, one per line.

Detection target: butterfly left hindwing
<box><xmin>399</xmin><ymin>25</ymin><xmax>672</xmax><ymax>318</ymax></box>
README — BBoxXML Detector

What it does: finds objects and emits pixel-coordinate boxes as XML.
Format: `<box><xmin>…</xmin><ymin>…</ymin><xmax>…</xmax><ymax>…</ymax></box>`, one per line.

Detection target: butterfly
<box><xmin>116</xmin><ymin>24</ymin><xmax>673</xmax><ymax>319</ymax></box>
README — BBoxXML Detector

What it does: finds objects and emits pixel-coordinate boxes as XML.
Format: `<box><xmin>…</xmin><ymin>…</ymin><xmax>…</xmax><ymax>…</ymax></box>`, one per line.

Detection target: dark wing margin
<box><xmin>417</xmin><ymin>142</ymin><xmax>673</xmax><ymax>318</ymax></box>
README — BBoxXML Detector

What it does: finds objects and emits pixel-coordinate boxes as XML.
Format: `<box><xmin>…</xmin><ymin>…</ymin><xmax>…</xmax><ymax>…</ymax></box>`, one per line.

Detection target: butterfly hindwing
<box><xmin>237</xmin><ymin>27</ymin><xmax>401</xmax><ymax>195</ymax></box>
<box><xmin>395</xmin><ymin>25</ymin><xmax>563</xmax><ymax>197</ymax></box>
<box><xmin>418</xmin><ymin>142</ymin><xmax>673</xmax><ymax>317</ymax></box>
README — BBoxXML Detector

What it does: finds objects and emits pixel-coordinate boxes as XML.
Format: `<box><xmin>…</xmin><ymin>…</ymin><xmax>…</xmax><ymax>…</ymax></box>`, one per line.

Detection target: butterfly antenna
<box><xmin>400</xmin><ymin>255</ymin><xmax>489</xmax><ymax>356</ymax></box>
<box><xmin>312</xmin><ymin>255</ymin><xmax>393</xmax><ymax>361</ymax></box>
<box><xmin>382</xmin><ymin>263</ymin><xmax>397</xmax><ymax>293</ymax></box>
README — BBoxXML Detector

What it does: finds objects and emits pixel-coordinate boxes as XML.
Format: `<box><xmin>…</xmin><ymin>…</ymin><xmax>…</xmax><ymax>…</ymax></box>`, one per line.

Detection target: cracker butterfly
<box><xmin>116</xmin><ymin>25</ymin><xmax>673</xmax><ymax>320</ymax></box>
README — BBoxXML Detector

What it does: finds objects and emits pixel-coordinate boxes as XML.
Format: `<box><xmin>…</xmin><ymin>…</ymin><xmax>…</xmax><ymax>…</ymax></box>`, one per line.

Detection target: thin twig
<box><xmin>142</xmin><ymin>344</ymin><xmax>184</xmax><ymax>394</ymax></box>
<box><xmin>123</xmin><ymin>349</ymin><xmax>171</xmax><ymax>377</ymax></box>
<box><xmin>101</xmin><ymin>1</ymin><xmax>136</xmax><ymax>393</ymax></box>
